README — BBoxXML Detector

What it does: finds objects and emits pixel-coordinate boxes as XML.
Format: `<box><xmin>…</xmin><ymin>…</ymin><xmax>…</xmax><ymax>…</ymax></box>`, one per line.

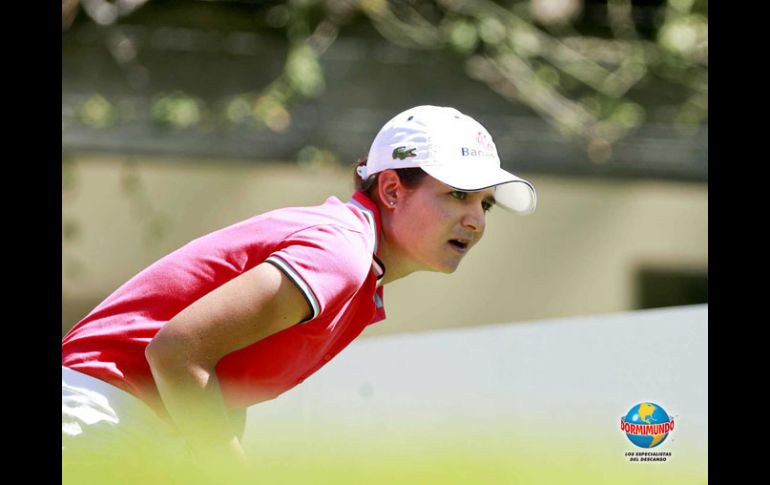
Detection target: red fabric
<box><xmin>62</xmin><ymin>192</ymin><xmax>386</xmax><ymax>419</ymax></box>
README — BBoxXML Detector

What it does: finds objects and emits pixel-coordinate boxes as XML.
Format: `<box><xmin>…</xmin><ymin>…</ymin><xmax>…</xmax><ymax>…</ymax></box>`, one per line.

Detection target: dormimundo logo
<box><xmin>621</xmin><ymin>402</ymin><xmax>675</xmax><ymax>449</ymax></box>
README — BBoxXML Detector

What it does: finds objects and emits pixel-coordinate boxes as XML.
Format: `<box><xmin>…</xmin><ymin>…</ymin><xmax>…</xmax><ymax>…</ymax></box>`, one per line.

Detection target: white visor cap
<box><xmin>360</xmin><ymin>105</ymin><xmax>536</xmax><ymax>214</ymax></box>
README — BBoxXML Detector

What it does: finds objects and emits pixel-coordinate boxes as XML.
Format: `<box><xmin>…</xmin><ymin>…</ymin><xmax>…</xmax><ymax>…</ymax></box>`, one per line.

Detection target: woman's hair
<box><xmin>353</xmin><ymin>158</ymin><xmax>428</xmax><ymax>200</ymax></box>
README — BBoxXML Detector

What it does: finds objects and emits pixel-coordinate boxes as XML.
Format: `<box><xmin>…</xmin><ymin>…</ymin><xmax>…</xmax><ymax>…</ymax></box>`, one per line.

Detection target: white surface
<box><xmin>245</xmin><ymin>305</ymin><xmax>707</xmax><ymax>451</ymax></box>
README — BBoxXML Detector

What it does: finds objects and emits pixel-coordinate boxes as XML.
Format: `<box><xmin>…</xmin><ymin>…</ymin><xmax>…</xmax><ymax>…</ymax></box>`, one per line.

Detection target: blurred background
<box><xmin>61</xmin><ymin>0</ymin><xmax>707</xmax><ymax>338</ymax></box>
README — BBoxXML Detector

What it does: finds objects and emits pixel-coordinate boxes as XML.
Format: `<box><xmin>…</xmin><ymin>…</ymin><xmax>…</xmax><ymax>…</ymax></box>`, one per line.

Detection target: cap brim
<box><xmin>420</xmin><ymin>164</ymin><xmax>537</xmax><ymax>214</ymax></box>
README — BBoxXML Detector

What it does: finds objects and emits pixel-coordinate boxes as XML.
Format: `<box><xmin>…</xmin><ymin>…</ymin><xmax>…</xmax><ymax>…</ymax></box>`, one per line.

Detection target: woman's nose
<box><xmin>462</xmin><ymin>206</ymin><xmax>486</xmax><ymax>233</ymax></box>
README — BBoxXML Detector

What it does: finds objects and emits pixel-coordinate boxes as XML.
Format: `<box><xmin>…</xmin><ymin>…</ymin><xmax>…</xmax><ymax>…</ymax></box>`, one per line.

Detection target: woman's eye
<box><xmin>451</xmin><ymin>191</ymin><xmax>467</xmax><ymax>200</ymax></box>
<box><xmin>482</xmin><ymin>202</ymin><xmax>493</xmax><ymax>212</ymax></box>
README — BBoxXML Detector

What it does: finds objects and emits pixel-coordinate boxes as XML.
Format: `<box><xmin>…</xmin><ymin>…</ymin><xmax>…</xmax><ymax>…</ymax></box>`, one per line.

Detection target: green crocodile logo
<box><xmin>392</xmin><ymin>146</ymin><xmax>417</xmax><ymax>160</ymax></box>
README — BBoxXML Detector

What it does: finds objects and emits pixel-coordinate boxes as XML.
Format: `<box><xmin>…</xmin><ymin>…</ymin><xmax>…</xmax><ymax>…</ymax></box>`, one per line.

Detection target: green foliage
<box><xmin>66</xmin><ymin>0</ymin><xmax>707</xmax><ymax>160</ymax></box>
<box><xmin>77</xmin><ymin>95</ymin><xmax>118</xmax><ymax>128</ymax></box>
<box><xmin>285</xmin><ymin>43</ymin><xmax>325</xmax><ymax>98</ymax></box>
<box><xmin>151</xmin><ymin>93</ymin><xmax>203</xmax><ymax>129</ymax></box>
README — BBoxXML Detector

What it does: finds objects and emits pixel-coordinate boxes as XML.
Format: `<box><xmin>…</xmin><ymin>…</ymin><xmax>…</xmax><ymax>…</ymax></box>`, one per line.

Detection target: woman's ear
<box><xmin>376</xmin><ymin>170</ymin><xmax>402</xmax><ymax>208</ymax></box>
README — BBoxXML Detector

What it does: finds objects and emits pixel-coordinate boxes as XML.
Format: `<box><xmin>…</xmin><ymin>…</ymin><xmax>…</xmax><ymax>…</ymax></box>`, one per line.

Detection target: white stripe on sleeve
<box><xmin>265</xmin><ymin>255</ymin><xmax>320</xmax><ymax>322</ymax></box>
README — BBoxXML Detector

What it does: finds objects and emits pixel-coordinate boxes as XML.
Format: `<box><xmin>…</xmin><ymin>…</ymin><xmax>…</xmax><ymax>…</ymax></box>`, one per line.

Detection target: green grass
<box><xmin>63</xmin><ymin>422</ymin><xmax>706</xmax><ymax>485</ymax></box>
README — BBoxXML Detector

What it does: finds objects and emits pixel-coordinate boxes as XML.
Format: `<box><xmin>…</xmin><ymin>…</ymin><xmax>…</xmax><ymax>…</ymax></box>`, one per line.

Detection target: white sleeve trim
<box><xmin>265</xmin><ymin>255</ymin><xmax>320</xmax><ymax>322</ymax></box>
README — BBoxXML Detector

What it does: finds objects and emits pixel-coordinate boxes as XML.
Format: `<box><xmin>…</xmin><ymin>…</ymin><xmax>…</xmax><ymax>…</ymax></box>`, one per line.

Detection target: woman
<box><xmin>61</xmin><ymin>105</ymin><xmax>536</xmax><ymax>472</ymax></box>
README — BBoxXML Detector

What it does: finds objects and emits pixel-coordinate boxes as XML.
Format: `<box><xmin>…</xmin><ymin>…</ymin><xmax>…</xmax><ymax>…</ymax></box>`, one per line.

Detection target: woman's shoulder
<box><xmin>230</xmin><ymin>195</ymin><xmax>369</xmax><ymax>236</ymax></box>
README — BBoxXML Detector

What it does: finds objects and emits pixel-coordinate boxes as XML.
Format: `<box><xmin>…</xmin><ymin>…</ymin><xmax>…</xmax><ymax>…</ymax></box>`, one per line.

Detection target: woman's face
<box><xmin>385</xmin><ymin>175</ymin><xmax>496</xmax><ymax>275</ymax></box>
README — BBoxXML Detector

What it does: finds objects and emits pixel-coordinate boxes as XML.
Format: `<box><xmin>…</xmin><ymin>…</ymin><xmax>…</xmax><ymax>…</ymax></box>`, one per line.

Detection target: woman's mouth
<box><xmin>448</xmin><ymin>239</ymin><xmax>469</xmax><ymax>253</ymax></box>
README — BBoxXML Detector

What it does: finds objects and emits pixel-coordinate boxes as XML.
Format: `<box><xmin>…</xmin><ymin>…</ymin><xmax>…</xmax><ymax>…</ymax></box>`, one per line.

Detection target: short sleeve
<box><xmin>264</xmin><ymin>224</ymin><xmax>372</xmax><ymax>323</ymax></box>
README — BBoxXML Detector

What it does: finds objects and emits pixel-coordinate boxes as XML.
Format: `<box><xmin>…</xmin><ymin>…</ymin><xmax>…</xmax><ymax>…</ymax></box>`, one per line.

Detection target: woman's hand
<box><xmin>145</xmin><ymin>261</ymin><xmax>311</xmax><ymax>464</ymax></box>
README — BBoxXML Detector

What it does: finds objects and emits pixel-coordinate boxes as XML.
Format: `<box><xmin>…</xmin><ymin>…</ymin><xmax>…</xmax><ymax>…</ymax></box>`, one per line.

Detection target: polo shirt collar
<box><xmin>348</xmin><ymin>191</ymin><xmax>385</xmax><ymax>287</ymax></box>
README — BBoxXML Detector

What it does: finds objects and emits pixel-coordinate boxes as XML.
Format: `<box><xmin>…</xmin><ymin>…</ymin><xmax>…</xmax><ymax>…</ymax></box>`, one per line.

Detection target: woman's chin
<box><xmin>428</xmin><ymin>258</ymin><xmax>462</xmax><ymax>274</ymax></box>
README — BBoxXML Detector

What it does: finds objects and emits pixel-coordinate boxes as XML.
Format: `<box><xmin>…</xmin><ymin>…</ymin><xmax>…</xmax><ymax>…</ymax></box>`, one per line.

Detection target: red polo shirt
<box><xmin>62</xmin><ymin>191</ymin><xmax>386</xmax><ymax>419</ymax></box>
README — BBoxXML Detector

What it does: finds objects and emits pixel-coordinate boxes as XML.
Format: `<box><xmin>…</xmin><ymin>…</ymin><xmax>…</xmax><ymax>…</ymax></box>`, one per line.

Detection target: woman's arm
<box><xmin>145</xmin><ymin>261</ymin><xmax>310</xmax><ymax>465</ymax></box>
